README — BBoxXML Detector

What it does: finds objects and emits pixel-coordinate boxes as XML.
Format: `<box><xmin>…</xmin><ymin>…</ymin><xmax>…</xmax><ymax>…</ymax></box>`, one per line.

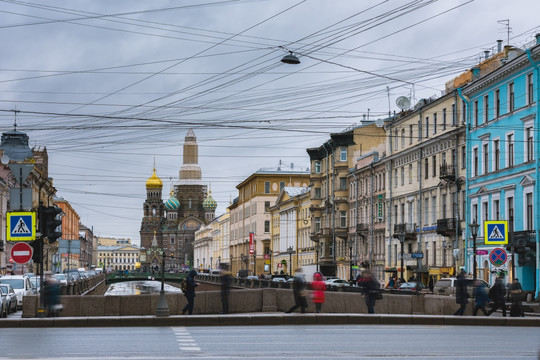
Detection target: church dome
<box><xmin>146</xmin><ymin>168</ymin><xmax>163</xmax><ymax>189</ymax></box>
<box><xmin>165</xmin><ymin>190</ymin><xmax>180</xmax><ymax>210</ymax></box>
<box><xmin>203</xmin><ymin>190</ymin><xmax>217</xmax><ymax>211</ymax></box>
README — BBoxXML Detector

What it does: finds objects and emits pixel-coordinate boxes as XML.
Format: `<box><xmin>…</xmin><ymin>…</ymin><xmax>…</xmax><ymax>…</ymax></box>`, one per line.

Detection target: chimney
<box><xmin>497</xmin><ymin>40</ymin><xmax>503</xmax><ymax>53</ymax></box>
<box><xmin>536</xmin><ymin>33</ymin><xmax>540</xmax><ymax>45</ymax></box>
<box><xmin>484</xmin><ymin>50</ymin><xmax>490</xmax><ymax>60</ymax></box>
<box><xmin>472</xmin><ymin>67</ymin><xmax>480</xmax><ymax>79</ymax></box>
<box><xmin>290</xmin><ymin>163</ymin><xmax>294</xmax><ymax>169</ymax></box>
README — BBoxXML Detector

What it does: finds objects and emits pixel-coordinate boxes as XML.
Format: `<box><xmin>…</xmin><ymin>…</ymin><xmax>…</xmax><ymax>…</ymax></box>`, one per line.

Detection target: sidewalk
<box><xmin>1</xmin><ymin>313</ymin><xmax>539</xmax><ymax>328</ymax></box>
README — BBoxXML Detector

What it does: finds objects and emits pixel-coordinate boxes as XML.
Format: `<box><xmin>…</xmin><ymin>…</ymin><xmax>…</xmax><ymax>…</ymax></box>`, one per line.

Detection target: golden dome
<box><xmin>146</xmin><ymin>168</ymin><xmax>163</xmax><ymax>189</ymax></box>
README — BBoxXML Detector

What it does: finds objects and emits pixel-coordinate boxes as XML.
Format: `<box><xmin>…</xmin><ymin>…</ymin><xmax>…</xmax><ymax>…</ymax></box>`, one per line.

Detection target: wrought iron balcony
<box><xmin>439</xmin><ymin>164</ymin><xmax>456</xmax><ymax>182</ymax></box>
<box><xmin>436</xmin><ymin>218</ymin><xmax>459</xmax><ymax>237</ymax></box>
<box><xmin>392</xmin><ymin>223</ymin><xmax>416</xmax><ymax>240</ymax></box>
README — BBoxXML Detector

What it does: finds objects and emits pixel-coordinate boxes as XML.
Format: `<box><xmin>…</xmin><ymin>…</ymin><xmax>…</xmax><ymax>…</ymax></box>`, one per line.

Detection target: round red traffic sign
<box><xmin>11</xmin><ymin>242</ymin><xmax>33</xmax><ymax>264</ymax></box>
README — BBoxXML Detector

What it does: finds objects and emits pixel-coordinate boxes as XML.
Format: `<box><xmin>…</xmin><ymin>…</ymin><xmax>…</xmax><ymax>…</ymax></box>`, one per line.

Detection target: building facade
<box><xmin>98</xmin><ymin>244</ymin><xmax>141</xmax><ymax>272</ymax></box>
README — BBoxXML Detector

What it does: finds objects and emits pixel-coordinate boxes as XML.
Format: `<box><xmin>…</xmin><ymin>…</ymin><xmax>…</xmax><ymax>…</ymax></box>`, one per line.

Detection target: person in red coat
<box><xmin>311</xmin><ymin>272</ymin><xmax>326</xmax><ymax>313</ymax></box>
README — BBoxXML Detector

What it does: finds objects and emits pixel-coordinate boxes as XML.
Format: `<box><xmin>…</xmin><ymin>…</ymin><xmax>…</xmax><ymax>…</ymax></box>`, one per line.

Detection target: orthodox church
<box><xmin>140</xmin><ymin>129</ymin><xmax>217</xmax><ymax>271</ymax></box>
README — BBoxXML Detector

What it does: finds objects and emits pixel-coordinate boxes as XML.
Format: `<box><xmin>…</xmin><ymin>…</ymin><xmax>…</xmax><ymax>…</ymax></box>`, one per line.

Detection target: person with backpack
<box><xmin>509</xmin><ymin>278</ymin><xmax>524</xmax><ymax>317</ymax></box>
<box><xmin>285</xmin><ymin>268</ymin><xmax>307</xmax><ymax>313</ymax></box>
<box><xmin>220</xmin><ymin>271</ymin><xmax>232</xmax><ymax>314</ymax></box>
<box><xmin>472</xmin><ymin>280</ymin><xmax>489</xmax><ymax>316</ymax></box>
<box><xmin>358</xmin><ymin>270</ymin><xmax>380</xmax><ymax>314</ymax></box>
<box><xmin>181</xmin><ymin>269</ymin><xmax>198</xmax><ymax>315</ymax></box>
<box><xmin>487</xmin><ymin>274</ymin><xmax>507</xmax><ymax>317</ymax></box>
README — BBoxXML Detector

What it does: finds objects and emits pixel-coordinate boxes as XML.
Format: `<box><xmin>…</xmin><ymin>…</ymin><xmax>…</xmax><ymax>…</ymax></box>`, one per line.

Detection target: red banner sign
<box><xmin>249</xmin><ymin>232</ymin><xmax>255</xmax><ymax>254</ymax></box>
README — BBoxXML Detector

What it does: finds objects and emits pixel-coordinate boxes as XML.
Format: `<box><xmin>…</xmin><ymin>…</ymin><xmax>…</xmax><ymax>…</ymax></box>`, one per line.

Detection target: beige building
<box><xmin>307</xmin><ymin>122</ymin><xmax>386</xmax><ymax>279</ymax></box>
<box><xmin>229</xmin><ymin>163</ymin><xmax>309</xmax><ymax>276</ymax></box>
<box><xmin>270</xmin><ymin>187</ymin><xmax>312</xmax><ymax>277</ymax></box>
<box><xmin>193</xmin><ymin>217</ymin><xmax>219</xmax><ymax>272</ymax></box>
<box><xmin>98</xmin><ymin>244</ymin><xmax>141</xmax><ymax>272</ymax></box>
<box><xmin>384</xmin><ymin>91</ymin><xmax>466</xmax><ymax>285</ymax></box>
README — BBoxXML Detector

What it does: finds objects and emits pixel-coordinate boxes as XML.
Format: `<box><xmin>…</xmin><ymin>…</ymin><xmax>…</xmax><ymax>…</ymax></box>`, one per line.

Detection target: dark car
<box><xmin>396</xmin><ymin>282</ymin><xmax>426</xmax><ymax>294</ymax></box>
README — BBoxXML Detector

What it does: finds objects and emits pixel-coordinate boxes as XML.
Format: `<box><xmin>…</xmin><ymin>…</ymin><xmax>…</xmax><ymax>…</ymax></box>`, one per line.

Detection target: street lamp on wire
<box><xmin>469</xmin><ymin>220</ymin><xmax>479</xmax><ymax>280</ymax></box>
<box><xmin>287</xmin><ymin>246</ymin><xmax>294</xmax><ymax>275</ymax></box>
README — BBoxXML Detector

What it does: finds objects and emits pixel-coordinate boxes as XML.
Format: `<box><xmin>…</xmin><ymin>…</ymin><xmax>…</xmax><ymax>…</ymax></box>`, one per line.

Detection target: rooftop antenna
<box><xmin>386</xmin><ymin>86</ymin><xmax>391</xmax><ymax>116</ymax></box>
<box><xmin>497</xmin><ymin>19</ymin><xmax>511</xmax><ymax>46</ymax></box>
<box><xmin>11</xmin><ymin>108</ymin><xmax>20</xmax><ymax>131</ymax></box>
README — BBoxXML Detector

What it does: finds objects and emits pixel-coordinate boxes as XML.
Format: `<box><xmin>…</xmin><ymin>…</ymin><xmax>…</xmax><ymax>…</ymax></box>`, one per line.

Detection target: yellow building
<box><xmin>229</xmin><ymin>162</ymin><xmax>309</xmax><ymax>276</ymax></box>
<box><xmin>307</xmin><ymin>122</ymin><xmax>386</xmax><ymax>279</ymax></box>
<box><xmin>270</xmin><ymin>187</ymin><xmax>312</xmax><ymax>277</ymax></box>
<box><xmin>97</xmin><ymin>244</ymin><xmax>141</xmax><ymax>272</ymax></box>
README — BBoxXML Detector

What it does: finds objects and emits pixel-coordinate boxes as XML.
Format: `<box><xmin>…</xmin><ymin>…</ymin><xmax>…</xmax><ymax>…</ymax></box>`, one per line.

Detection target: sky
<box><xmin>0</xmin><ymin>0</ymin><xmax>538</xmax><ymax>246</ymax></box>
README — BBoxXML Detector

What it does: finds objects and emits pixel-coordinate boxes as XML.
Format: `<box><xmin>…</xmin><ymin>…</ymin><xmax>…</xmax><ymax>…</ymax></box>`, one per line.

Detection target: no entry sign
<box><xmin>11</xmin><ymin>242</ymin><xmax>33</xmax><ymax>264</ymax></box>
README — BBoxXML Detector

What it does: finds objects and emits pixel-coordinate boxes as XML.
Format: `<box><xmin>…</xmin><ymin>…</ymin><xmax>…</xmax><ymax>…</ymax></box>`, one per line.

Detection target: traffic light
<box><xmin>31</xmin><ymin>239</ymin><xmax>42</xmax><ymax>263</ymax></box>
<box><xmin>516</xmin><ymin>238</ymin><xmax>532</xmax><ymax>267</ymax></box>
<box><xmin>0</xmin><ymin>240</ymin><xmax>4</xmax><ymax>252</ymax></box>
<box><xmin>40</xmin><ymin>205</ymin><xmax>63</xmax><ymax>243</ymax></box>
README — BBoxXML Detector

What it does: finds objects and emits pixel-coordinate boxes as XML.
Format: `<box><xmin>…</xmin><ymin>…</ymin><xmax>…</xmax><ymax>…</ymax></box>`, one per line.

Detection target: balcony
<box><xmin>436</xmin><ymin>218</ymin><xmax>459</xmax><ymax>237</ymax></box>
<box><xmin>392</xmin><ymin>223</ymin><xmax>416</xmax><ymax>240</ymax></box>
<box><xmin>356</xmin><ymin>223</ymin><xmax>368</xmax><ymax>234</ymax></box>
<box><xmin>439</xmin><ymin>164</ymin><xmax>456</xmax><ymax>182</ymax></box>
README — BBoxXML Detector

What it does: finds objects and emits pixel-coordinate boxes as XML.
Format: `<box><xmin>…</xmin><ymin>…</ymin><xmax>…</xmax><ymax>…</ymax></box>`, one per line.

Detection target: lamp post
<box><xmin>348</xmin><ymin>239</ymin><xmax>353</xmax><ymax>282</ymax></box>
<box><xmin>218</xmin><ymin>256</ymin><xmax>221</xmax><ymax>269</ymax></box>
<box><xmin>147</xmin><ymin>247</ymin><xmax>169</xmax><ymax>317</ymax></box>
<box><xmin>469</xmin><ymin>220</ymin><xmax>479</xmax><ymax>280</ymax></box>
<box><xmin>210</xmin><ymin>257</ymin><xmax>213</xmax><ymax>271</ymax></box>
<box><xmin>287</xmin><ymin>246</ymin><xmax>294</xmax><ymax>275</ymax></box>
<box><xmin>398</xmin><ymin>233</ymin><xmax>405</xmax><ymax>282</ymax></box>
<box><xmin>240</xmin><ymin>254</ymin><xmax>246</xmax><ymax>270</ymax></box>
<box><xmin>315</xmin><ymin>243</ymin><xmax>320</xmax><ymax>272</ymax></box>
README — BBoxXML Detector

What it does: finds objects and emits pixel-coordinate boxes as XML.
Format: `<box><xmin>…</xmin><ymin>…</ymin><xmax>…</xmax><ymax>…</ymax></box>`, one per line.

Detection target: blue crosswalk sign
<box><xmin>6</xmin><ymin>211</ymin><xmax>36</xmax><ymax>241</ymax></box>
<box><xmin>484</xmin><ymin>220</ymin><xmax>508</xmax><ymax>245</ymax></box>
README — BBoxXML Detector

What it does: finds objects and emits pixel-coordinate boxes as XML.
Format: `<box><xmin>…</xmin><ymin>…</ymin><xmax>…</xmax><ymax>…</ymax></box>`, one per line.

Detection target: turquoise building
<box><xmin>460</xmin><ymin>35</ymin><xmax>540</xmax><ymax>296</ymax></box>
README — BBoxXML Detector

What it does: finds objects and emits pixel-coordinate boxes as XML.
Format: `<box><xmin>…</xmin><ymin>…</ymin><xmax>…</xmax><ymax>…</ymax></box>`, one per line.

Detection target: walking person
<box><xmin>487</xmin><ymin>274</ymin><xmax>507</xmax><ymax>317</ymax></box>
<box><xmin>43</xmin><ymin>273</ymin><xmax>61</xmax><ymax>317</ymax></box>
<box><xmin>472</xmin><ymin>280</ymin><xmax>489</xmax><ymax>316</ymax></box>
<box><xmin>310</xmin><ymin>272</ymin><xmax>326</xmax><ymax>313</ymax></box>
<box><xmin>509</xmin><ymin>278</ymin><xmax>525</xmax><ymax>317</ymax></box>
<box><xmin>285</xmin><ymin>268</ymin><xmax>307</xmax><ymax>313</ymax></box>
<box><xmin>220</xmin><ymin>270</ymin><xmax>232</xmax><ymax>314</ymax></box>
<box><xmin>453</xmin><ymin>270</ymin><xmax>469</xmax><ymax>315</ymax></box>
<box><xmin>359</xmin><ymin>270</ymin><xmax>380</xmax><ymax>314</ymax></box>
<box><xmin>181</xmin><ymin>270</ymin><xmax>198</xmax><ymax>315</ymax></box>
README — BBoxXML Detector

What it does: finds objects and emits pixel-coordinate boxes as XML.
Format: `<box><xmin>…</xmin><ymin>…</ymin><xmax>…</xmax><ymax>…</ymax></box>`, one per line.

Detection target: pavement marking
<box><xmin>172</xmin><ymin>326</ymin><xmax>201</xmax><ymax>353</ymax></box>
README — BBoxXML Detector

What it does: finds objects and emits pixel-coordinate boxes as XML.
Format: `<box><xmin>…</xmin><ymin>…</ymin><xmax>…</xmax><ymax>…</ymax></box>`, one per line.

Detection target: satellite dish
<box><xmin>375</xmin><ymin>118</ymin><xmax>384</xmax><ymax>127</ymax></box>
<box><xmin>396</xmin><ymin>96</ymin><xmax>411</xmax><ymax>110</ymax></box>
<box><xmin>1</xmin><ymin>155</ymin><xmax>9</xmax><ymax>165</ymax></box>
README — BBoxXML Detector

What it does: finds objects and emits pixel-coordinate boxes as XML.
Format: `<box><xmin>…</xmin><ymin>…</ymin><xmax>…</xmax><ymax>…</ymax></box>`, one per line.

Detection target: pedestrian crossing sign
<box><xmin>484</xmin><ymin>220</ymin><xmax>508</xmax><ymax>245</ymax></box>
<box><xmin>6</xmin><ymin>211</ymin><xmax>36</xmax><ymax>241</ymax></box>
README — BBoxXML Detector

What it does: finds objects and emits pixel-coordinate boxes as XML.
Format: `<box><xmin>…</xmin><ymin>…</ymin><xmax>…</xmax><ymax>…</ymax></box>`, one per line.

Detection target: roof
<box><xmin>283</xmin><ymin>186</ymin><xmax>309</xmax><ymax>197</ymax></box>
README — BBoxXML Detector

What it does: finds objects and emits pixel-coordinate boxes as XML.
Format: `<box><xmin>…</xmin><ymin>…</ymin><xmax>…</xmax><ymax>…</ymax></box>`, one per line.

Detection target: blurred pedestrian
<box><xmin>285</xmin><ymin>268</ymin><xmax>307</xmax><ymax>313</ymax></box>
<box><xmin>487</xmin><ymin>274</ymin><xmax>507</xmax><ymax>317</ymax></box>
<box><xmin>220</xmin><ymin>271</ymin><xmax>232</xmax><ymax>314</ymax></box>
<box><xmin>509</xmin><ymin>278</ymin><xmax>524</xmax><ymax>317</ymax></box>
<box><xmin>310</xmin><ymin>272</ymin><xmax>326</xmax><ymax>313</ymax></box>
<box><xmin>453</xmin><ymin>269</ymin><xmax>469</xmax><ymax>315</ymax></box>
<box><xmin>386</xmin><ymin>276</ymin><xmax>395</xmax><ymax>289</ymax></box>
<box><xmin>359</xmin><ymin>270</ymin><xmax>380</xmax><ymax>314</ymax></box>
<box><xmin>181</xmin><ymin>269</ymin><xmax>198</xmax><ymax>315</ymax></box>
<box><xmin>428</xmin><ymin>276</ymin><xmax>434</xmax><ymax>293</ymax></box>
<box><xmin>44</xmin><ymin>273</ymin><xmax>61</xmax><ymax>317</ymax></box>
<box><xmin>472</xmin><ymin>280</ymin><xmax>489</xmax><ymax>316</ymax></box>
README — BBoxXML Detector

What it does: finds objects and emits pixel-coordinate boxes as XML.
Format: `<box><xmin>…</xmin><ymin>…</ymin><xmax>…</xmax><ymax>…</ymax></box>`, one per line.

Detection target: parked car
<box><xmin>395</xmin><ymin>282</ymin><xmax>426</xmax><ymax>294</ymax></box>
<box><xmin>0</xmin><ymin>286</ymin><xmax>9</xmax><ymax>317</ymax></box>
<box><xmin>246</xmin><ymin>275</ymin><xmax>259</xmax><ymax>281</ymax></box>
<box><xmin>0</xmin><ymin>284</ymin><xmax>18</xmax><ymax>314</ymax></box>
<box><xmin>65</xmin><ymin>269</ymin><xmax>81</xmax><ymax>281</ymax></box>
<box><xmin>29</xmin><ymin>277</ymin><xmax>40</xmax><ymax>294</ymax></box>
<box><xmin>53</xmin><ymin>273</ymin><xmax>68</xmax><ymax>285</ymax></box>
<box><xmin>325</xmin><ymin>279</ymin><xmax>350</xmax><ymax>287</ymax></box>
<box><xmin>272</xmin><ymin>277</ymin><xmax>287</xmax><ymax>283</ymax></box>
<box><xmin>0</xmin><ymin>275</ymin><xmax>34</xmax><ymax>309</ymax></box>
<box><xmin>433</xmin><ymin>277</ymin><xmax>490</xmax><ymax>297</ymax></box>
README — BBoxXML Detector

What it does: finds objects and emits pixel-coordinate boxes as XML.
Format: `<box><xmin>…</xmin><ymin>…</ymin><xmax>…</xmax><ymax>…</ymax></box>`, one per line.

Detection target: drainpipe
<box><xmin>322</xmin><ymin>144</ymin><xmax>329</xmax><ymax>264</ymax></box>
<box><xmin>526</xmin><ymin>47</ymin><xmax>540</xmax><ymax>299</ymax></box>
<box><xmin>457</xmin><ymin>88</ymin><xmax>471</xmax><ymax>274</ymax></box>
<box><xmin>351</xmin><ymin>171</ymin><xmax>359</xmax><ymax>276</ymax></box>
<box><xmin>418</xmin><ymin>110</ymin><xmax>423</xmax><ymax>280</ymax></box>
<box><xmin>369</xmin><ymin>161</ymin><xmax>374</xmax><ymax>272</ymax></box>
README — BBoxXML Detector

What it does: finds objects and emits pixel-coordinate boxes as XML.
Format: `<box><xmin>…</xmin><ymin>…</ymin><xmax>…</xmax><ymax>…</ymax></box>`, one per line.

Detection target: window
<box><xmin>425</xmin><ymin>116</ymin><xmax>429</xmax><ymax>138</ymax></box>
<box><xmin>494</xmin><ymin>140</ymin><xmax>500</xmax><ymax>171</ymax></box>
<box><xmin>527</xmin><ymin>127</ymin><xmax>534</xmax><ymax>162</ymax></box>
<box><xmin>507</xmin><ymin>197</ymin><xmax>514</xmax><ymax>231</ymax></box>
<box><xmin>483</xmin><ymin>143</ymin><xmax>489</xmax><ymax>174</ymax></box>
<box><xmin>442</xmin><ymin>108</ymin><xmax>447</xmax><ymax>130</ymax></box>
<box><xmin>314</xmin><ymin>217</ymin><xmax>321</xmax><ymax>232</ymax></box>
<box><xmin>424</xmin><ymin>158</ymin><xmax>428</xmax><ymax>179</ymax></box>
<box><xmin>526</xmin><ymin>193</ymin><xmax>533</xmax><ymax>230</ymax></box>
<box><xmin>340</xmin><ymin>147</ymin><xmax>347</xmax><ymax>161</ymax></box>
<box><xmin>314</xmin><ymin>161</ymin><xmax>321</xmax><ymax>173</ymax></box>
<box><xmin>314</xmin><ymin>187</ymin><xmax>321</xmax><ymax>199</ymax></box>
<box><xmin>507</xmin><ymin>134</ymin><xmax>514</xmax><ymax>167</ymax></box>
<box><xmin>338</xmin><ymin>177</ymin><xmax>346</xmax><ymax>190</ymax></box>
<box><xmin>264</xmin><ymin>220</ymin><xmax>270</xmax><ymax>233</ymax></box>
<box><xmin>431</xmin><ymin>196</ymin><xmax>437</xmax><ymax>223</ymax></box>
<box><xmin>483</xmin><ymin>95</ymin><xmax>489</xmax><ymax>123</ymax></box>
<box><xmin>508</xmin><ymin>82</ymin><xmax>515</xmax><ymax>112</ymax></box>
<box><xmin>424</xmin><ymin>198</ymin><xmax>429</xmax><ymax>224</ymax></box>
<box><xmin>264</xmin><ymin>201</ymin><xmax>270</xmax><ymax>212</ymax></box>
<box><xmin>400</xmin><ymin>203</ymin><xmax>405</xmax><ymax>224</ymax></box>
<box><xmin>473</xmin><ymin>100</ymin><xmax>478</xmax><ymax>127</ymax></box>
<box><xmin>433</xmin><ymin>241</ymin><xmax>437</xmax><ymax>265</ymax></box>
<box><xmin>394</xmin><ymin>169</ymin><xmax>398</xmax><ymax>188</ymax></box>
<box><xmin>433</xmin><ymin>113</ymin><xmax>437</xmax><ymax>134</ymax></box>
<box><xmin>461</xmin><ymin>146</ymin><xmax>466</xmax><ymax>169</ymax></box>
<box><xmin>495</xmin><ymin>89</ymin><xmax>500</xmax><ymax>118</ymax></box>
<box><xmin>462</xmin><ymin>101</ymin><xmax>467</xmax><ymax>124</ymax></box>
<box><xmin>432</xmin><ymin>156</ymin><xmax>437</xmax><ymax>177</ymax></box>
<box><xmin>264</xmin><ymin>181</ymin><xmax>270</xmax><ymax>194</ymax></box>
<box><xmin>527</xmin><ymin>73</ymin><xmax>534</xmax><ymax>105</ymax></box>
<box><xmin>279</xmin><ymin>181</ymin><xmax>285</xmax><ymax>191</ymax></box>
<box><xmin>493</xmin><ymin>199</ymin><xmax>500</xmax><ymax>220</ymax></box>
<box><xmin>340</xmin><ymin>211</ymin><xmax>347</xmax><ymax>228</ymax></box>
<box><xmin>408</xmin><ymin>164</ymin><xmax>413</xmax><ymax>184</ymax></box>
<box><xmin>442</xmin><ymin>194</ymin><xmax>447</xmax><ymax>218</ymax></box>
<box><xmin>394</xmin><ymin>129</ymin><xmax>398</xmax><ymax>150</ymax></box>
<box><xmin>409</xmin><ymin>124</ymin><xmax>413</xmax><ymax>144</ymax></box>
<box><xmin>473</xmin><ymin>147</ymin><xmax>478</xmax><ymax>176</ymax></box>
<box><xmin>400</xmin><ymin>167</ymin><xmax>404</xmax><ymax>186</ymax></box>
<box><xmin>418</xmin><ymin>119</ymin><xmax>422</xmax><ymax>141</ymax></box>
<box><xmin>401</xmin><ymin>129</ymin><xmax>405</xmax><ymax>147</ymax></box>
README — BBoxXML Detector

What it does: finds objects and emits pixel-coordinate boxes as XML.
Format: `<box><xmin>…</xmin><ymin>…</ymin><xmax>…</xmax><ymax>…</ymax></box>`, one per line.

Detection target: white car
<box><xmin>53</xmin><ymin>273</ymin><xmax>68</xmax><ymax>285</ymax></box>
<box><xmin>324</xmin><ymin>279</ymin><xmax>350</xmax><ymax>287</ymax></box>
<box><xmin>0</xmin><ymin>275</ymin><xmax>34</xmax><ymax>309</ymax></box>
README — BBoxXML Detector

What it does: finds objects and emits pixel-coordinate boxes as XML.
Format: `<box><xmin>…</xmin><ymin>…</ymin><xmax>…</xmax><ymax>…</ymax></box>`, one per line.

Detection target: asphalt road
<box><xmin>0</xmin><ymin>324</ymin><xmax>538</xmax><ymax>359</ymax></box>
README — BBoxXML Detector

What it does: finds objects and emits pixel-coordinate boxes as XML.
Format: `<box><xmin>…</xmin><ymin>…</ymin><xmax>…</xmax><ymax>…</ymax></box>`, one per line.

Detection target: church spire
<box><xmin>178</xmin><ymin>128</ymin><xmax>202</xmax><ymax>184</ymax></box>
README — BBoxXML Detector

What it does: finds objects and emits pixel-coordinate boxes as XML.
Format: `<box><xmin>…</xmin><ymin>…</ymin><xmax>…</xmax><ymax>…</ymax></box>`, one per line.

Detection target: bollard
<box><xmin>527</xmin><ymin>293</ymin><xmax>533</xmax><ymax>303</ymax></box>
